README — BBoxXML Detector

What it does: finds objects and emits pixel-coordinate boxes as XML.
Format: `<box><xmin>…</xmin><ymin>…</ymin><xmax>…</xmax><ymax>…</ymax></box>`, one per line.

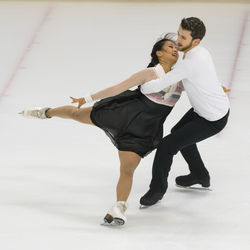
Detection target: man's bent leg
<box><xmin>140</xmin><ymin>134</ymin><xmax>177</xmax><ymax>206</ymax></box>
<box><xmin>140</xmin><ymin>110</ymin><xmax>223</xmax><ymax>206</ymax></box>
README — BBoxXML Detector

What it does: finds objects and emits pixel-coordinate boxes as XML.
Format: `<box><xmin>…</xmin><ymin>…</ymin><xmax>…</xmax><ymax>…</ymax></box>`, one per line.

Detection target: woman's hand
<box><xmin>70</xmin><ymin>96</ymin><xmax>86</xmax><ymax>109</ymax></box>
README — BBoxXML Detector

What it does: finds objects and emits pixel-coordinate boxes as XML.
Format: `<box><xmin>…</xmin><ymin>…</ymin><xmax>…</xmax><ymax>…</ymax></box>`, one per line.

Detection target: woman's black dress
<box><xmin>90</xmin><ymin>88</ymin><xmax>172</xmax><ymax>158</ymax></box>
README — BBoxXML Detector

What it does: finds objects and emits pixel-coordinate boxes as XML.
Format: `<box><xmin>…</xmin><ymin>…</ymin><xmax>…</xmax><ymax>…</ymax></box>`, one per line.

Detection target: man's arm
<box><xmin>222</xmin><ymin>86</ymin><xmax>231</xmax><ymax>93</ymax></box>
<box><xmin>140</xmin><ymin>61</ymin><xmax>191</xmax><ymax>94</ymax></box>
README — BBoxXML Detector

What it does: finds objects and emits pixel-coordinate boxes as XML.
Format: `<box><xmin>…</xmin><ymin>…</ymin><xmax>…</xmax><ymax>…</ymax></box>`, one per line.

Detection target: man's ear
<box><xmin>193</xmin><ymin>39</ymin><xmax>201</xmax><ymax>46</ymax></box>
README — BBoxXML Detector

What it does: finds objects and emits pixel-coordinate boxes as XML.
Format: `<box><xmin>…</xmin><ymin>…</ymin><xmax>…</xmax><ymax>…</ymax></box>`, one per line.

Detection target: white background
<box><xmin>0</xmin><ymin>1</ymin><xmax>249</xmax><ymax>250</ymax></box>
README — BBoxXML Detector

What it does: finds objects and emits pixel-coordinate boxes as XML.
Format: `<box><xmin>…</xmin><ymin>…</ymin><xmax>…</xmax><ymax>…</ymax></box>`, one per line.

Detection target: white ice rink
<box><xmin>0</xmin><ymin>1</ymin><xmax>250</xmax><ymax>250</ymax></box>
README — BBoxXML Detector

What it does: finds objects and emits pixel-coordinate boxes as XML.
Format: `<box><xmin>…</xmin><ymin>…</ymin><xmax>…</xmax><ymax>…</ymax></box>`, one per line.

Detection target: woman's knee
<box><xmin>66</xmin><ymin>106</ymin><xmax>78</xmax><ymax>119</ymax></box>
<box><xmin>120</xmin><ymin>163</ymin><xmax>137</xmax><ymax>177</ymax></box>
<box><xmin>72</xmin><ymin>108</ymin><xmax>87</xmax><ymax>121</ymax></box>
<box><xmin>120</xmin><ymin>157</ymin><xmax>140</xmax><ymax>176</ymax></box>
<box><xmin>119</xmin><ymin>151</ymin><xmax>141</xmax><ymax>176</ymax></box>
<box><xmin>73</xmin><ymin>107</ymin><xmax>93</xmax><ymax>125</ymax></box>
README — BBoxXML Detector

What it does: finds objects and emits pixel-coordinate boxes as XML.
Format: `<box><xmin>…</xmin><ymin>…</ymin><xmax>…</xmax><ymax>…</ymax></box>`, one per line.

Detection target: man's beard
<box><xmin>177</xmin><ymin>40</ymin><xmax>193</xmax><ymax>52</ymax></box>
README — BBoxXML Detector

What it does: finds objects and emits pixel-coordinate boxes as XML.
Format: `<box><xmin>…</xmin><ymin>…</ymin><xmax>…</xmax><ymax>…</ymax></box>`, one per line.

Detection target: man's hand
<box><xmin>222</xmin><ymin>86</ymin><xmax>231</xmax><ymax>93</ymax></box>
<box><xmin>70</xmin><ymin>96</ymin><xmax>86</xmax><ymax>109</ymax></box>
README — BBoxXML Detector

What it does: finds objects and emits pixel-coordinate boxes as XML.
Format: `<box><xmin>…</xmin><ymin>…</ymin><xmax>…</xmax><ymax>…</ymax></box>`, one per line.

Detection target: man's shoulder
<box><xmin>188</xmin><ymin>46</ymin><xmax>212</xmax><ymax>62</ymax></box>
<box><xmin>195</xmin><ymin>46</ymin><xmax>211</xmax><ymax>56</ymax></box>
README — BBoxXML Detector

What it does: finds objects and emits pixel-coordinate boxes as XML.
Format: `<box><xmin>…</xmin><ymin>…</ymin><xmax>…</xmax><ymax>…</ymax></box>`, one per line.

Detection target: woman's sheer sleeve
<box><xmin>90</xmin><ymin>68</ymin><xmax>158</xmax><ymax>101</ymax></box>
<box><xmin>140</xmin><ymin>61</ymin><xmax>191</xmax><ymax>94</ymax></box>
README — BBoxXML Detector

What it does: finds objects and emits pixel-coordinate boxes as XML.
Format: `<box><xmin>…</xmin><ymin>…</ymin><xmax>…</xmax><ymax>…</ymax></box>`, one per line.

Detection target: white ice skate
<box><xmin>19</xmin><ymin>107</ymin><xmax>50</xmax><ymax>119</ymax></box>
<box><xmin>102</xmin><ymin>201</ymin><xmax>128</xmax><ymax>226</ymax></box>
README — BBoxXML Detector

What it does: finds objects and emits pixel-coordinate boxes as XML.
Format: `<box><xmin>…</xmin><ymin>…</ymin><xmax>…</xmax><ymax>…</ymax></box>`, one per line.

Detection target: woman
<box><xmin>20</xmin><ymin>33</ymin><xmax>183</xmax><ymax>225</ymax></box>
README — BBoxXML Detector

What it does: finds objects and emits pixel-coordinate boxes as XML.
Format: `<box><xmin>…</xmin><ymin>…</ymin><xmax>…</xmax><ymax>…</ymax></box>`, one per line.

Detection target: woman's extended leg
<box><xmin>46</xmin><ymin>106</ymin><xmax>94</xmax><ymax>125</ymax></box>
<box><xmin>116</xmin><ymin>150</ymin><xmax>141</xmax><ymax>201</ymax></box>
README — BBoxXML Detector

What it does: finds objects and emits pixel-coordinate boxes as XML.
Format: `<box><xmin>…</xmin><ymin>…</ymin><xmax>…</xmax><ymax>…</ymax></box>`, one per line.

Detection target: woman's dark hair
<box><xmin>147</xmin><ymin>33</ymin><xmax>177</xmax><ymax>68</ymax></box>
<box><xmin>180</xmin><ymin>17</ymin><xmax>206</xmax><ymax>40</ymax></box>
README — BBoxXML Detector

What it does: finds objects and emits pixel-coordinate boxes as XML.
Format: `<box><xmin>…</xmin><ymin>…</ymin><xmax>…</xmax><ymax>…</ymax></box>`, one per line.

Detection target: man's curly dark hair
<box><xmin>181</xmin><ymin>17</ymin><xmax>206</xmax><ymax>40</ymax></box>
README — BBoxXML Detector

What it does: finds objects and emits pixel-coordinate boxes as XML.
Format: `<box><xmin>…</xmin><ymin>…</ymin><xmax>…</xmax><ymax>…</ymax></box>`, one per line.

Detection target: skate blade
<box><xmin>101</xmin><ymin>220</ymin><xmax>125</xmax><ymax>227</ymax></box>
<box><xmin>101</xmin><ymin>214</ymin><xmax>125</xmax><ymax>227</ymax></box>
<box><xmin>18</xmin><ymin>110</ymin><xmax>35</xmax><ymax>119</ymax></box>
<box><xmin>139</xmin><ymin>199</ymin><xmax>162</xmax><ymax>209</ymax></box>
<box><xmin>101</xmin><ymin>217</ymin><xmax>114</xmax><ymax>227</ymax></box>
<box><xmin>139</xmin><ymin>205</ymin><xmax>151</xmax><ymax>209</ymax></box>
<box><xmin>113</xmin><ymin>218</ymin><xmax>125</xmax><ymax>226</ymax></box>
<box><xmin>101</xmin><ymin>221</ymin><xmax>114</xmax><ymax>226</ymax></box>
<box><xmin>176</xmin><ymin>184</ymin><xmax>212</xmax><ymax>191</ymax></box>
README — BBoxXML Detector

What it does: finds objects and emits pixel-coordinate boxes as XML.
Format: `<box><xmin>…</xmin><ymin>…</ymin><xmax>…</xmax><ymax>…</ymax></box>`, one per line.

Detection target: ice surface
<box><xmin>0</xmin><ymin>1</ymin><xmax>249</xmax><ymax>250</ymax></box>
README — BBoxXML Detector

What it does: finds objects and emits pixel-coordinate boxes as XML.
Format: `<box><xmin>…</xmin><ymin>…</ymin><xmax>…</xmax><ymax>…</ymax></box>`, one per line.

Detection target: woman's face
<box><xmin>157</xmin><ymin>40</ymin><xmax>178</xmax><ymax>64</ymax></box>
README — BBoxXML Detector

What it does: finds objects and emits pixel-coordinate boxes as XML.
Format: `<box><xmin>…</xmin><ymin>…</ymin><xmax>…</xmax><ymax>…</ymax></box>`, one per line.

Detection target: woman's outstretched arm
<box><xmin>71</xmin><ymin>68</ymin><xmax>158</xmax><ymax>108</ymax></box>
<box><xmin>91</xmin><ymin>68</ymin><xmax>157</xmax><ymax>100</ymax></box>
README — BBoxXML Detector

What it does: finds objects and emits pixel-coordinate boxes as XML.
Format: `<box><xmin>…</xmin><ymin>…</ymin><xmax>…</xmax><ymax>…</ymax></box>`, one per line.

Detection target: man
<box><xmin>140</xmin><ymin>17</ymin><xmax>230</xmax><ymax>206</ymax></box>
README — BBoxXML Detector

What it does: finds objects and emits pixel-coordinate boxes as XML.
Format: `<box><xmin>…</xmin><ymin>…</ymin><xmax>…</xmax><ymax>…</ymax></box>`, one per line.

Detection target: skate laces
<box><xmin>32</xmin><ymin>110</ymin><xmax>42</xmax><ymax>118</ymax></box>
<box><xmin>116</xmin><ymin>201</ymin><xmax>128</xmax><ymax>213</ymax></box>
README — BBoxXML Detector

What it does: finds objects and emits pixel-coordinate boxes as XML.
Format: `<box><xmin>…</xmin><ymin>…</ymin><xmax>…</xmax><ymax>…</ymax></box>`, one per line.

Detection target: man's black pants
<box><xmin>149</xmin><ymin>108</ymin><xmax>230</xmax><ymax>193</ymax></box>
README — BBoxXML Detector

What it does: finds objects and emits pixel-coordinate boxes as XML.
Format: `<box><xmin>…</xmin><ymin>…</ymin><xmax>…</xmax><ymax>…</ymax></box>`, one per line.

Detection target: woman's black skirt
<box><xmin>90</xmin><ymin>89</ymin><xmax>173</xmax><ymax>157</ymax></box>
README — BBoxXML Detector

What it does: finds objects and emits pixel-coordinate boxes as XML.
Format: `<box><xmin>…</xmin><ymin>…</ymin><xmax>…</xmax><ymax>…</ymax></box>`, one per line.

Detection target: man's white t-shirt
<box><xmin>140</xmin><ymin>46</ymin><xmax>230</xmax><ymax>121</ymax></box>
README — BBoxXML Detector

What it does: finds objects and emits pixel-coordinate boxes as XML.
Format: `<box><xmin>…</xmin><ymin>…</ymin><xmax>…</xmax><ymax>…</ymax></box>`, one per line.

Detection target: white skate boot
<box><xmin>19</xmin><ymin>107</ymin><xmax>50</xmax><ymax>119</ymax></box>
<box><xmin>102</xmin><ymin>201</ymin><xmax>128</xmax><ymax>226</ymax></box>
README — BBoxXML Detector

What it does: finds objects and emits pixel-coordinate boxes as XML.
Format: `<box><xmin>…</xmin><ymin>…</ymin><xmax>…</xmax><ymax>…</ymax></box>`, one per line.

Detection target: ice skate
<box><xmin>139</xmin><ymin>190</ymin><xmax>164</xmax><ymax>207</ymax></box>
<box><xmin>175</xmin><ymin>173</ymin><xmax>212</xmax><ymax>191</ymax></box>
<box><xmin>19</xmin><ymin>107</ymin><xmax>50</xmax><ymax>119</ymax></box>
<box><xmin>101</xmin><ymin>201</ymin><xmax>128</xmax><ymax>226</ymax></box>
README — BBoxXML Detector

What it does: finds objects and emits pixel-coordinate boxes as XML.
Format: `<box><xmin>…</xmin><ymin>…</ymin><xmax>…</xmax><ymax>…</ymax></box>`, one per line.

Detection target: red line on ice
<box><xmin>0</xmin><ymin>5</ymin><xmax>53</xmax><ymax>104</ymax></box>
<box><xmin>228</xmin><ymin>11</ymin><xmax>249</xmax><ymax>96</ymax></box>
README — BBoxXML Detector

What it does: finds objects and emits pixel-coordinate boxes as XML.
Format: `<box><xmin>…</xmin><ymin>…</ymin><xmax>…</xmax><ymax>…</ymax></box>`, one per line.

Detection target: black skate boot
<box><xmin>175</xmin><ymin>173</ymin><xmax>210</xmax><ymax>188</ymax></box>
<box><xmin>140</xmin><ymin>190</ymin><xmax>164</xmax><ymax>207</ymax></box>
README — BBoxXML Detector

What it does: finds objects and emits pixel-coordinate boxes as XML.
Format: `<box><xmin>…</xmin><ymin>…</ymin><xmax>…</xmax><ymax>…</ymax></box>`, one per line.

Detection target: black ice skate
<box><xmin>175</xmin><ymin>173</ymin><xmax>212</xmax><ymax>191</ymax></box>
<box><xmin>139</xmin><ymin>190</ymin><xmax>164</xmax><ymax>207</ymax></box>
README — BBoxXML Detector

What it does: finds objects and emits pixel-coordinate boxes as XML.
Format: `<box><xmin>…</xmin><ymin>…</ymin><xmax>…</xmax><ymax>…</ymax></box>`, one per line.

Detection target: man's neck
<box><xmin>183</xmin><ymin>45</ymin><xmax>197</xmax><ymax>58</ymax></box>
